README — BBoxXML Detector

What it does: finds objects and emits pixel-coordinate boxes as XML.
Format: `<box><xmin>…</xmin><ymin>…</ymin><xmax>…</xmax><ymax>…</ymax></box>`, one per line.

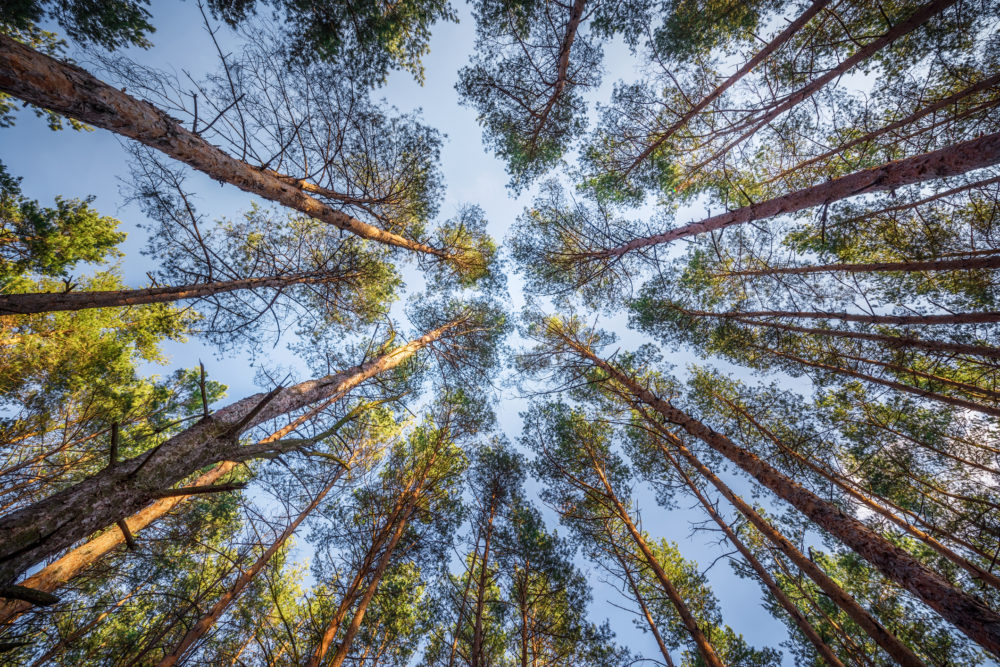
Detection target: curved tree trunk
<box><xmin>0</xmin><ymin>35</ymin><xmax>450</xmax><ymax>261</ymax></box>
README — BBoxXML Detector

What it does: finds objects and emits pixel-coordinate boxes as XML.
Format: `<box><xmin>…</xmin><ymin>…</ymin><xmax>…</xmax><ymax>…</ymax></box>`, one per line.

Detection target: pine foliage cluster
<box><xmin>0</xmin><ymin>0</ymin><xmax>999</xmax><ymax>664</ymax></box>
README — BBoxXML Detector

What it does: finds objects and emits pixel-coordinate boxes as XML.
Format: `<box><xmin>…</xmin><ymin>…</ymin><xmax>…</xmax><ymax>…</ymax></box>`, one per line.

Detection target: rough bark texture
<box><xmin>0</xmin><ymin>35</ymin><xmax>448</xmax><ymax>259</ymax></box>
<box><xmin>0</xmin><ymin>385</ymin><xmax>347</xmax><ymax>625</ymax></box>
<box><xmin>598</xmin><ymin>129</ymin><xmax>1000</xmax><ymax>257</ymax></box>
<box><xmin>0</xmin><ymin>322</ymin><xmax>459</xmax><ymax>586</ymax></box>
<box><xmin>558</xmin><ymin>329</ymin><xmax>1000</xmax><ymax>656</ymax></box>
<box><xmin>0</xmin><ymin>273</ymin><xmax>343</xmax><ymax>314</ymax></box>
<box><xmin>157</xmin><ymin>474</ymin><xmax>342</xmax><ymax>667</ymax></box>
<box><xmin>0</xmin><ymin>461</ymin><xmax>236</xmax><ymax>625</ymax></box>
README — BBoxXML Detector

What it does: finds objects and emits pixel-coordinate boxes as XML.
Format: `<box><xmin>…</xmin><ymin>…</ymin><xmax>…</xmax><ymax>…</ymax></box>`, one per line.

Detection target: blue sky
<box><xmin>1</xmin><ymin>2</ymin><xmax>805</xmax><ymax>661</ymax></box>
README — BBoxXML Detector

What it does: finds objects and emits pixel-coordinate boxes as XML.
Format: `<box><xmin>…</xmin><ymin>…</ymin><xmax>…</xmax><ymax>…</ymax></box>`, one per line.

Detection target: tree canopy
<box><xmin>1</xmin><ymin>0</ymin><xmax>999</xmax><ymax>664</ymax></box>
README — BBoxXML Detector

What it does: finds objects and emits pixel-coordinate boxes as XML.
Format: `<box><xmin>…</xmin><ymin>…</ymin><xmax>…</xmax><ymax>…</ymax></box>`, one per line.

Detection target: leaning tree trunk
<box><xmin>555</xmin><ymin>325</ymin><xmax>1000</xmax><ymax>656</ymax></box>
<box><xmin>712</xmin><ymin>390</ymin><xmax>1000</xmax><ymax>590</ymax></box>
<box><xmin>0</xmin><ymin>388</ymin><xmax>353</xmax><ymax>625</ymax></box>
<box><xmin>608</xmin><ymin>534</ymin><xmax>678</xmax><ymax>667</ymax></box>
<box><xmin>588</xmin><ymin>453</ymin><xmax>724</xmax><ymax>667</ymax></box>
<box><xmin>309</xmin><ymin>444</ymin><xmax>444</xmax><ymax>667</ymax></box>
<box><xmin>622</xmin><ymin>0</ymin><xmax>830</xmax><ymax>177</ymax></box>
<box><xmin>728</xmin><ymin>316</ymin><xmax>1000</xmax><ymax>360</ymax></box>
<box><xmin>526</xmin><ymin>0</ymin><xmax>588</xmax><ymax>148</ymax></box>
<box><xmin>0</xmin><ymin>35</ymin><xmax>449</xmax><ymax>260</ymax></box>
<box><xmin>664</xmin><ymin>443</ymin><xmax>848</xmax><ymax>667</ymax></box>
<box><xmin>690</xmin><ymin>0</ymin><xmax>957</xmax><ymax>171</ymax></box>
<box><xmin>325</xmin><ymin>502</ymin><xmax>415</xmax><ymax>667</ymax></box>
<box><xmin>688</xmin><ymin>307</ymin><xmax>1000</xmax><ymax>326</ymax></box>
<box><xmin>725</xmin><ymin>254</ymin><xmax>1000</xmax><ymax>277</ymax></box>
<box><xmin>157</xmin><ymin>473</ymin><xmax>344</xmax><ymax>667</ymax></box>
<box><xmin>0</xmin><ymin>272</ymin><xmax>345</xmax><ymax>315</ymax></box>
<box><xmin>749</xmin><ymin>343</ymin><xmax>1000</xmax><ymax>418</ymax></box>
<box><xmin>637</xmin><ymin>415</ymin><xmax>922</xmax><ymax>666</ymax></box>
<box><xmin>762</xmin><ymin>71</ymin><xmax>1000</xmax><ymax>186</ymax></box>
<box><xmin>0</xmin><ymin>320</ymin><xmax>462</xmax><ymax>587</ymax></box>
<box><xmin>595</xmin><ymin>129</ymin><xmax>1000</xmax><ymax>258</ymax></box>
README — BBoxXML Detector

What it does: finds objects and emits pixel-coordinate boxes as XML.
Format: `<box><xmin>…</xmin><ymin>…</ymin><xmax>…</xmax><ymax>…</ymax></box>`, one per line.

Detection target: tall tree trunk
<box><xmin>308</xmin><ymin>442</ymin><xmax>444</xmax><ymax>666</ymax></box>
<box><xmin>728</xmin><ymin>315</ymin><xmax>1000</xmax><ymax>360</ymax></box>
<box><xmin>587</xmin><ymin>453</ymin><xmax>724</xmax><ymax>667</ymax></box>
<box><xmin>622</xmin><ymin>0</ymin><xmax>831</xmax><ymax>177</ymax></box>
<box><xmin>0</xmin><ymin>320</ymin><xmax>463</xmax><ymax>586</ymax></box>
<box><xmin>0</xmin><ymin>461</ymin><xmax>236</xmax><ymax>625</ymax></box>
<box><xmin>689</xmin><ymin>0</ymin><xmax>957</xmax><ymax>172</ymax></box>
<box><xmin>157</xmin><ymin>473</ymin><xmax>345</xmax><ymax>667</ymax></box>
<box><xmin>527</xmin><ymin>0</ymin><xmax>588</xmax><ymax>148</ymax></box>
<box><xmin>763</xmin><ymin>72</ymin><xmax>1000</xmax><ymax>186</ymax></box>
<box><xmin>555</xmin><ymin>325</ymin><xmax>1000</xmax><ymax>656</ymax></box>
<box><xmin>749</xmin><ymin>343</ymin><xmax>1000</xmax><ymax>418</ymax></box>
<box><xmin>595</xmin><ymin>129</ymin><xmax>1000</xmax><ymax>258</ymax></box>
<box><xmin>685</xmin><ymin>306</ymin><xmax>1000</xmax><ymax>327</ymax></box>
<box><xmin>663</xmin><ymin>444</ymin><xmax>849</xmax><ymax>667</ymax></box>
<box><xmin>712</xmin><ymin>391</ymin><xmax>1000</xmax><ymax>589</ymax></box>
<box><xmin>608</xmin><ymin>535</ymin><xmax>677</xmax><ymax>667</ymax></box>
<box><xmin>0</xmin><ymin>272</ymin><xmax>349</xmax><ymax>315</ymax></box>
<box><xmin>324</xmin><ymin>502</ymin><xmax>415</xmax><ymax>667</ymax></box>
<box><xmin>0</xmin><ymin>36</ymin><xmax>450</xmax><ymax>261</ymax></box>
<box><xmin>640</xmin><ymin>416</ymin><xmax>925</xmax><ymax>666</ymax></box>
<box><xmin>447</xmin><ymin>533</ymin><xmax>482</xmax><ymax>667</ymax></box>
<box><xmin>470</xmin><ymin>494</ymin><xmax>498</xmax><ymax>667</ymax></box>
<box><xmin>724</xmin><ymin>254</ymin><xmax>1000</xmax><ymax>277</ymax></box>
<box><xmin>0</xmin><ymin>387</ymin><xmax>351</xmax><ymax>625</ymax></box>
